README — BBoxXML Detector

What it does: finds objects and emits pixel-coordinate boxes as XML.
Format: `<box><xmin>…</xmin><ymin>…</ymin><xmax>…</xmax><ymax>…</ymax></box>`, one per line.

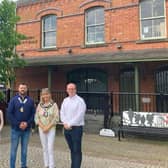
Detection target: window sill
<box><xmin>38</xmin><ymin>47</ymin><xmax>58</xmax><ymax>52</ymax></box>
<box><xmin>81</xmin><ymin>43</ymin><xmax>108</xmax><ymax>48</ymax></box>
<box><xmin>136</xmin><ymin>38</ymin><xmax>168</xmax><ymax>44</ymax></box>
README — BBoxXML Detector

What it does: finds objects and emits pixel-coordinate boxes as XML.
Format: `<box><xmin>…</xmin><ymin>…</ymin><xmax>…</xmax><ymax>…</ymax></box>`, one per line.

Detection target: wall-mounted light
<box><xmin>68</xmin><ymin>48</ymin><xmax>72</xmax><ymax>54</ymax></box>
<box><xmin>116</xmin><ymin>44</ymin><xmax>122</xmax><ymax>49</ymax></box>
<box><xmin>20</xmin><ymin>53</ymin><xmax>24</xmax><ymax>57</ymax></box>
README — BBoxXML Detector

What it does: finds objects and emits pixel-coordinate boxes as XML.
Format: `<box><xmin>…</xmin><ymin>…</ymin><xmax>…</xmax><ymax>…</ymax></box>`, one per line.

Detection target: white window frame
<box><xmin>85</xmin><ymin>7</ymin><xmax>105</xmax><ymax>45</ymax></box>
<box><xmin>140</xmin><ymin>0</ymin><xmax>166</xmax><ymax>40</ymax></box>
<box><xmin>42</xmin><ymin>15</ymin><xmax>57</xmax><ymax>49</ymax></box>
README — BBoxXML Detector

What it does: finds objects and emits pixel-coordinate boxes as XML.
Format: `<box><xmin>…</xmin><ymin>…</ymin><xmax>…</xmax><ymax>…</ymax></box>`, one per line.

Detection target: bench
<box><xmin>118</xmin><ymin>110</ymin><xmax>168</xmax><ymax>141</ymax></box>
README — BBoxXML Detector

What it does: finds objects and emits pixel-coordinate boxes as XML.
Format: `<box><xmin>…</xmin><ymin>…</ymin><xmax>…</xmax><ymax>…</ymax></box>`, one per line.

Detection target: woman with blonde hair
<box><xmin>0</xmin><ymin>109</ymin><xmax>4</xmax><ymax>133</ymax></box>
<box><xmin>35</xmin><ymin>88</ymin><xmax>59</xmax><ymax>168</ymax></box>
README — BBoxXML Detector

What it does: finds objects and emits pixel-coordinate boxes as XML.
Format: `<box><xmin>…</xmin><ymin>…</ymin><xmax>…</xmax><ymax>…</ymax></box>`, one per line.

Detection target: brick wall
<box><xmin>14</xmin><ymin>0</ymin><xmax>168</xmax><ymax>95</ymax></box>
<box><xmin>16</xmin><ymin>0</ymin><xmax>168</xmax><ymax>58</ymax></box>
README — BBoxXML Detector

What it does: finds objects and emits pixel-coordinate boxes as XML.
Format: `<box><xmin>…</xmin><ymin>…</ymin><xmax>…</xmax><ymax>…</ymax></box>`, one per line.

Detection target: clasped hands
<box><xmin>42</xmin><ymin>125</ymin><xmax>50</xmax><ymax>133</ymax></box>
<box><xmin>19</xmin><ymin>122</ymin><xmax>28</xmax><ymax>130</ymax></box>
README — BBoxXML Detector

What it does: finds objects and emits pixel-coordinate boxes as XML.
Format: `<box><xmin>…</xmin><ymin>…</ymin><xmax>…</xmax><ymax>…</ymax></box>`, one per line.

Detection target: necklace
<box><xmin>40</xmin><ymin>102</ymin><xmax>54</xmax><ymax>117</ymax></box>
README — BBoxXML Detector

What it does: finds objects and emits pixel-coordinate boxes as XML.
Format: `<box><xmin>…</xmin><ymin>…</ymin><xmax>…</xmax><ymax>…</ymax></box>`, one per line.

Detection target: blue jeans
<box><xmin>10</xmin><ymin>128</ymin><xmax>30</xmax><ymax>168</ymax></box>
<box><xmin>64</xmin><ymin>126</ymin><xmax>83</xmax><ymax>168</ymax></box>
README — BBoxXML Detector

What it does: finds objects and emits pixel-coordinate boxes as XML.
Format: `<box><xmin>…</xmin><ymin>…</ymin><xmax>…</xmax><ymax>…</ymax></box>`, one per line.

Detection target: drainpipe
<box><xmin>48</xmin><ymin>66</ymin><xmax>52</xmax><ymax>90</ymax></box>
<box><xmin>134</xmin><ymin>64</ymin><xmax>139</xmax><ymax>111</ymax></box>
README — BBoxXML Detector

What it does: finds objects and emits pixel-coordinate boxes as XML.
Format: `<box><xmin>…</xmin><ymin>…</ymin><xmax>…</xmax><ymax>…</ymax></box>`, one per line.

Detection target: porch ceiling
<box><xmin>23</xmin><ymin>48</ymin><xmax>168</xmax><ymax>66</ymax></box>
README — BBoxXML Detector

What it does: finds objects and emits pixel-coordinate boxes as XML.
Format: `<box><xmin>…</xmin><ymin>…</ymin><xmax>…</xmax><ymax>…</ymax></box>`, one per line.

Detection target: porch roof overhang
<box><xmin>23</xmin><ymin>48</ymin><xmax>168</xmax><ymax>66</ymax></box>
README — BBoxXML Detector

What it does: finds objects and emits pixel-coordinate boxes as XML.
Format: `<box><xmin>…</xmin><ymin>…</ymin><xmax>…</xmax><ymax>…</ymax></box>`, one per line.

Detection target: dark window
<box><xmin>67</xmin><ymin>68</ymin><xmax>108</xmax><ymax>115</ymax></box>
<box><xmin>119</xmin><ymin>68</ymin><xmax>137</xmax><ymax>111</ymax></box>
<box><xmin>155</xmin><ymin>66</ymin><xmax>168</xmax><ymax>112</ymax></box>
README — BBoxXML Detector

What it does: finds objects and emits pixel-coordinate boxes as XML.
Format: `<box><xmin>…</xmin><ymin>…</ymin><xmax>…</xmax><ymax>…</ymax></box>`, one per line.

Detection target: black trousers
<box><xmin>64</xmin><ymin>126</ymin><xmax>83</xmax><ymax>168</ymax></box>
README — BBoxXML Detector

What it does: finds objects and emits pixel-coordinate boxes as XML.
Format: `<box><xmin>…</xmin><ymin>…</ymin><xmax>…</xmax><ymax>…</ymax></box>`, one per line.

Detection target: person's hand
<box><xmin>19</xmin><ymin>122</ymin><xmax>24</xmax><ymax>129</ymax></box>
<box><xmin>19</xmin><ymin>122</ymin><xmax>28</xmax><ymax>130</ymax></box>
<box><xmin>42</xmin><ymin>126</ymin><xmax>49</xmax><ymax>133</ymax></box>
<box><xmin>64</xmin><ymin>123</ymin><xmax>72</xmax><ymax>130</ymax></box>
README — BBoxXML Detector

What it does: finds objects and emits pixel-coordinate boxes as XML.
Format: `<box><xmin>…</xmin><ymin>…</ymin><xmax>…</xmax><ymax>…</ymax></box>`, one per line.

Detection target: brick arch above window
<box><xmin>35</xmin><ymin>7</ymin><xmax>63</xmax><ymax>19</ymax></box>
<box><xmin>79</xmin><ymin>0</ymin><xmax>111</xmax><ymax>12</ymax></box>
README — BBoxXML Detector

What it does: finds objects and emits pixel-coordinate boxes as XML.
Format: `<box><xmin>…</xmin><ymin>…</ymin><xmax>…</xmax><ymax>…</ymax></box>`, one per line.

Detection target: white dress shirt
<box><xmin>60</xmin><ymin>94</ymin><xmax>86</xmax><ymax>127</ymax></box>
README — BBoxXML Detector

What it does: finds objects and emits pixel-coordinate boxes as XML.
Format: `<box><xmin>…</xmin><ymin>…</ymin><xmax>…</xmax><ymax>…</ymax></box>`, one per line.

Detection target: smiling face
<box><xmin>66</xmin><ymin>83</ymin><xmax>77</xmax><ymax>97</ymax></box>
<box><xmin>40</xmin><ymin>88</ymin><xmax>52</xmax><ymax>104</ymax></box>
<box><xmin>18</xmin><ymin>84</ymin><xmax>27</xmax><ymax>96</ymax></box>
<box><xmin>41</xmin><ymin>92</ymin><xmax>51</xmax><ymax>103</ymax></box>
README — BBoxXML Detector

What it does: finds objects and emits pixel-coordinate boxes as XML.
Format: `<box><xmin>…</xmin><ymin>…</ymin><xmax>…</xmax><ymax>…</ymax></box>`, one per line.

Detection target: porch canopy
<box><xmin>23</xmin><ymin>48</ymin><xmax>168</xmax><ymax>66</ymax></box>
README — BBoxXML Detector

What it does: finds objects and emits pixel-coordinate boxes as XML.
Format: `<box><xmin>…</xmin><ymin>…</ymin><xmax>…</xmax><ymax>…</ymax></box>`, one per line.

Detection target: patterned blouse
<box><xmin>35</xmin><ymin>102</ymin><xmax>59</xmax><ymax>129</ymax></box>
<box><xmin>0</xmin><ymin>110</ymin><xmax>3</xmax><ymax>132</ymax></box>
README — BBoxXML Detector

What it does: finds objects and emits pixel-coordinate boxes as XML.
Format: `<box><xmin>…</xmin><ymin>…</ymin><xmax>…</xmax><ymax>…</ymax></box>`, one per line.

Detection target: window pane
<box><xmin>43</xmin><ymin>15</ymin><xmax>56</xmax><ymax>31</ymax></box>
<box><xmin>86</xmin><ymin>7</ymin><xmax>104</xmax><ymax>25</ymax></box>
<box><xmin>141</xmin><ymin>0</ymin><xmax>165</xmax><ymax>18</ymax></box>
<box><xmin>141</xmin><ymin>20</ymin><xmax>152</xmax><ymax>38</ymax></box>
<box><xmin>141</xmin><ymin>18</ymin><xmax>165</xmax><ymax>39</ymax></box>
<box><xmin>153</xmin><ymin>0</ymin><xmax>164</xmax><ymax>17</ymax></box>
<box><xmin>86</xmin><ymin>7</ymin><xmax>104</xmax><ymax>43</ymax></box>
<box><xmin>140</xmin><ymin>0</ymin><xmax>166</xmax><ymax>39</ymax></box>
<box><xmin>87</xmin><ymin>25</ymin><xmax>104</xmax><ymax>43</ymax></box>
<box><xmin>42</xmin><ymin>15</ymin><xmax>56</xmax><ymax>48</ymax></box>
<box><xmin>153</xmin><ymin>18</ymin><xmax>165</xmax><ymax>37</ymax></box>
<box><xmin>87</xmin><ymin>33</ymin><xmax>95</xmax><ymax>43</ymax></box>
<box><xmin>43</xmin><ymin>17</ymin><xmax>49</xmax><ymax>30</ymax></box>
<box><xmin>96</xmin><ymin>32</ymin><xmax>104</xmax><ymax>42</ymax></box>
<box><xmin>87</xmin><ymin>11</ymin><xmax>95</xmax><ymax>25</ymax></box>
<box><xmin>96</xmin><ymin>25</ymin><xmax>104</xmax><ymax>32</ymax></box>
<box><xmin>140</xmin><ymin>1</ymin><xmax>152</xmax><ymax>18</ymax></box>
<box><xmin>96</xmin><ymin>8</ymin><xmax>104</xmax><ymax>24</ymax></box>
<box><xmin>88</xmin><ymin>27</ymin><xmax>95</xmax><ymax>33</ymax></box>
<box><xmin>44</xmin><ymin>31</ymin><xmax>56</xmax><ymax>47</ymax></box>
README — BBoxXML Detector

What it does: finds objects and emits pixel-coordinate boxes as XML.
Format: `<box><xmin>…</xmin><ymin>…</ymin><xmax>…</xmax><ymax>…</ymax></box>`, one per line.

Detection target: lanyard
<box><xmin>18</xmin><ymin>97</ymin><xmax>28</xmax><ymax>104</ymax></box>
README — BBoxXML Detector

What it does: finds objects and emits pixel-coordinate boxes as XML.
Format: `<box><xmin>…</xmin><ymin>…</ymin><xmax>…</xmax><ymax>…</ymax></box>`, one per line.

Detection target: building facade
<box><xmin>15</xmin><ymin>0</ymin><xmax>168</xmax><ymax>126</ymax></box>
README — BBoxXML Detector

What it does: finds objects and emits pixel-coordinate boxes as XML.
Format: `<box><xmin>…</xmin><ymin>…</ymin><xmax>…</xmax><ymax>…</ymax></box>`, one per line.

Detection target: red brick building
<box><xmin>15</xmin><ymin>0</ymin><xmax>168</xmax><ymax>121</ymax></box>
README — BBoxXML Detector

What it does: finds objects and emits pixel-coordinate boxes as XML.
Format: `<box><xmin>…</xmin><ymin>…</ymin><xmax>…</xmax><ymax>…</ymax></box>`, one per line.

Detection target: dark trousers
<box><xmin>64</xmin><ymin>126</ymin><xmax>83</xmax><ymax>168</ymax></box>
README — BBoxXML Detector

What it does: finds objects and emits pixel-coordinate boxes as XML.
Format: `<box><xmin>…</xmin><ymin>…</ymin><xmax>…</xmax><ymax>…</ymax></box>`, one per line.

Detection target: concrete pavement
<box><xmin>0</xmin><ymin>126</ymin><xmax>167</xmax><ymax>168</ymax></box>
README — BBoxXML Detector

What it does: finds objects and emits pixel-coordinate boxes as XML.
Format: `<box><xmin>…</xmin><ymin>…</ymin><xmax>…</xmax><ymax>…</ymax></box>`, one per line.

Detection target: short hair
<box><xmin>67</xmin><ymin>83</ymin><xmax>77</xmax><ymax>89</ymax></box>
<box><xmin>18</xmin><ymin>83</ymin><xmax>27</xmax><ymax>87</ymax></box>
